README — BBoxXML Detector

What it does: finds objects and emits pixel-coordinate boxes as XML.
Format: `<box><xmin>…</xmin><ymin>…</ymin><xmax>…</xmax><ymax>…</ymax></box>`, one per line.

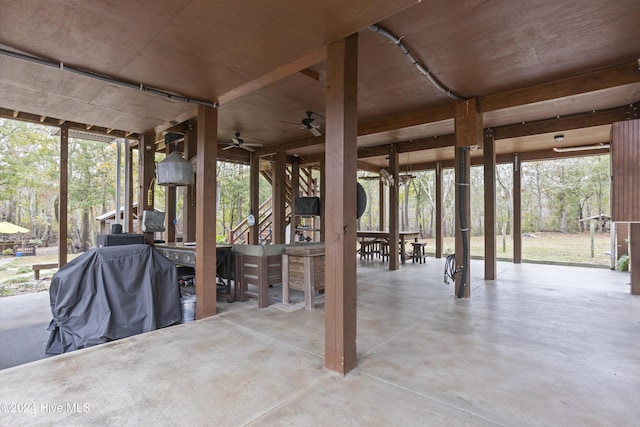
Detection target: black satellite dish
<box><xmin>356</xmin><ymin>182</ymin><xmax>367</xmax><ymax>219</ymax></box>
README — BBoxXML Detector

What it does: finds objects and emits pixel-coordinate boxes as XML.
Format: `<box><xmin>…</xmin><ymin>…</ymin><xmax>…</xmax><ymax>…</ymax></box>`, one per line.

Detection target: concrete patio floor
<box><xmin>0</xmin><ymin>258</ymin><xmax>638</xmax><ymax>426</ymax></box>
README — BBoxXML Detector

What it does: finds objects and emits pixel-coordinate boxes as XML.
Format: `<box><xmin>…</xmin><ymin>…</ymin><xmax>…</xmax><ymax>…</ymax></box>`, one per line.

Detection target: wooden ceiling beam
<box><xmin>217</xmin><ymin>48</ymin><xmax>326</xmax><ymax>105</ymax></box>
<box><xmin>358</xmin><ymin>103</ymin><xmax>455</xmax><ymax>136</ymax></box>
<box><xmin>410</xmin><ymin>146</ymin><xmax>610</xmax><ymax>172</ymax></box>
<box><xmin>478</xmin><ymin>60</ymin><xmax>640</xmax><ymax>113</ymax></box>
<box><xmin>254</xmin><ymin>135</ymin><xmax>325</xmax><ymax>157</ymax></box>
<box><xmin>300</xmin><ymin>68</ymin><xmax>320</xmax><ymax>81</ymax></box>
<box><xmin>0</xmin><ymin>108</ymin><xmax>64</xmax><ymax>127</ymax></box>
<box><xmin>397</xmin><ymin>134</ymin><xmax>455</xmax><ymax>153</ymax></box>
<box><xmin>245</xmin><ymin>100</ymin><xmax>632</xmax><ymax>164</ymax></box>
<box><xmin>217</xmin><ymin>149</ymin><xmax>251</xmax><ymax>164</ymax></box>
<box><xmin>493</xmin><ymin>105</ymin><xmax>633</xmax><ymax>139</ymax></box>
<box><xmin>357</xmin><ymin>160</ymin><xmax>381</xmax><ymax>174</ymax></box>
<box><xmin>0</xmin><ymin>107</ymin><xmax>139</xmax><ymax>139</ymax></box>
<box><xmin>359</xmin><ymin>134</ymin><xmax>456</xmax><ymax>159</ymax></box>
<box><xmin>66</xmin><ymin>122</ymin><xmax>138</xmax><ymax>139</ymax></box>
<box><xmin>518</xmin><ymin>147</ymin><xmax>610</xmax><ymax>162</ymax></box>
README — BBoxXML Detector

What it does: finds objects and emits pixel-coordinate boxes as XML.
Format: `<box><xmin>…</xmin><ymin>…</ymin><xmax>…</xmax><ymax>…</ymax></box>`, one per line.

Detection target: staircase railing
<box><xmin>228</xmin><ymin>165</ymin><xmax>316</xmax><ymax>245</ymax></box>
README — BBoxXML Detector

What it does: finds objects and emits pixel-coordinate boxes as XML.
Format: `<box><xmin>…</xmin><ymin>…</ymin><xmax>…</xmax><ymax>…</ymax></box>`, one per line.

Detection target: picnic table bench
<box><xmin>32</xmin><ymin>263</ymin><xmax>58</xmax><ymax>280</ymax></box>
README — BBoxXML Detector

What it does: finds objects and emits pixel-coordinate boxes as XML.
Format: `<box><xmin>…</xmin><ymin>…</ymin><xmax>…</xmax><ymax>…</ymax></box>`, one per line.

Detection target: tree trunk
<box><xmin>7</xmin><ymin>197</ymin><xmax>16</xmax><ymax>223</ymax></box>
<box><xmin>366</xmin><ymin>189</ymin><xmax>372</xmax><ymax>230</ymax></box>
<box><xmin>536</xmin><ymin>165</ymin><xmax>543</xmax><ymax>231</ymax></box>
<box><xmin>29</xmin><ymin>188</ymin><xmax>36</xmax><ymax>239</ymax></box>
<box><xmin>81</xmin><ymin>209</ymin><xmax>90</xmax><ymax>252</ymax></box>
<box><xmin>403</xmin><ymin>181</ymin><xmax>409</xmax><ymax>231</ymax></box>
<box><xmin>578</xmin><ymin>201</ymin><xmax>585</xmax><ymax>232</ymax></box>
<box><xmin>428</xmin><ymin>206</ymin><xmax>433</xmax><ymax>238</ymax></box>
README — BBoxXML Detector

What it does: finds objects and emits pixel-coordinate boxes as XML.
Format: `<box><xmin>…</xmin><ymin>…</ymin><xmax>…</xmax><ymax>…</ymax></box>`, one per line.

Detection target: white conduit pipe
<box><xmin>0</xmin><ymin>47</ymin><xmax>219</xmax><ymax>109</ymax></box>
<box><xmin>368</xmin><ymin>24</ymin><xmax>465</xmax><ymax>101</ymax></box>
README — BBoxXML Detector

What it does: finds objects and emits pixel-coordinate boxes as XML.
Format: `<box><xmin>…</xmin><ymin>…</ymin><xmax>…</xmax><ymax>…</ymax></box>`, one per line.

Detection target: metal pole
<box><xmin>610</xmin><ymin>221</ymin><xmax>616</xmax><ymax>269</ymax></box>
<box><xmin>124</xmin><ymin>138</ymin><xmax>132</xmax><ymax>233</ymax></box>
<box><xmin>590</xmin><ymin>221</ymin><xmax>595</xmax><ymax>258</ymax></box>
<box><xmin>115</xmin><ymin>139</ymin><xmax>122</xmax><ymax>226</ymax></box>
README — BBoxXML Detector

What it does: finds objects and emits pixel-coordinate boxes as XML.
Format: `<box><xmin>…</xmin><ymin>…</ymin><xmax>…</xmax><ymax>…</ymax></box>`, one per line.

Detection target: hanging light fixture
<box><xmin>156</xmin><ymin>133</ymin><xmax>194</xmax><ymax>186</ymax></box>
<box><xmin>553</xmin><ymin>144</ymin><xmax>610</xmax><ymax>153</ymax></box>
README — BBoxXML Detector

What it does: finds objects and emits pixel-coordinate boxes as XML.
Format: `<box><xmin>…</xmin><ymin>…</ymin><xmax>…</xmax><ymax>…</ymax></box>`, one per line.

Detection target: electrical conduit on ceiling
<box><xmin>367</xmin><ymin>24</ymin><xmax>465</xmax><ymax>101</ymax></box>
<box><xmin>0</xmin><ymin>47</ymin><xmax>219</xmax><ymax>109</ymax></box>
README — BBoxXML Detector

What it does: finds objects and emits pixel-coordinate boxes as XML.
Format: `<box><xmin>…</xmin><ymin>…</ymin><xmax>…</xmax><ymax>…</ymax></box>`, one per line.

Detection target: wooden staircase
<box><xmin>228</xmin><ymin>164</ymin><xmax>318</xmax><ymax>244</ymax></box>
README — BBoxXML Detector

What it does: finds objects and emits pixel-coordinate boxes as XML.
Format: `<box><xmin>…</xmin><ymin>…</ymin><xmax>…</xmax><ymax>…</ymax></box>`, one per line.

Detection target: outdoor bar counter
<box><xmin>154</xmin><ymin>242</ymin><xmax>234</xmax><ymax>301</ymax></box>
<box><xmin>281</xmin><ymin>243</ymin><xmax>325</xmax><ymax>311</ymax></box>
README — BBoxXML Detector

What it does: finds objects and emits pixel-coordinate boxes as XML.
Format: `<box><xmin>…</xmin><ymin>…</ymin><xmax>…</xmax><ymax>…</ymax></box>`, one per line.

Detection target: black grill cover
<box><xmin>46</xmin><ymin>244</ymin><xmax>180</xmax><ymax>354</ymax></box>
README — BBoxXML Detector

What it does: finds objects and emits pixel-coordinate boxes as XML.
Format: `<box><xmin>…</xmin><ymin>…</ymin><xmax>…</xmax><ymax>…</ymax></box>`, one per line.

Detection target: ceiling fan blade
<box><xmin>309</xmin><ymin>127</ymin><xmax>321</xmax><ymax>137</ymax></box>
<box><xmin>221</xmin><ymin>145</ymin><xmax>235</xmax><ymax>151</ymax></box>
<box><xmin>241</xmin><ymin>145</ymin><xmax>256</xmax><ymax>152</ymax></box>
<box><xmin>243</xmin><ymin>142</ymin><xmax>263</xmax><ymax>147</ymax></box>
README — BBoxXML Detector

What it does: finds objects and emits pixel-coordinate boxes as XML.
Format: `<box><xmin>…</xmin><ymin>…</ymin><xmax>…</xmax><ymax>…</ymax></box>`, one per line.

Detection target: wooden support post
<box><xmin>379</xmin><ymin>179</ymin><xmax>386</xmax><ymax>231</ymax></box>
<box><xmin>435</xmin><ymin>162</ymin><xmax>443</xmax><ymax>259</ymax></box>
<box><xmin>454</xmin><ymin>98</ymin><xmax>481</xmax><ymax>298</ymax></box>
<box><xmin>513</xmin><ymin>153</ymin><xmax>522</xmax><ymax>264</ymax></box>
<box><xmin>124</xmin><ymin>139</ymin><xmax>133</xmax><ymax>233</ymax></box>
<box><xmin>630</xmin><ymin>223</ymin><xmax>640</xmax><ymax>295</ymax></box>
<box><xmin>164</xmin><ymin>144</ymin><xmax>176</xmax><ymax>243</ymax></box>
<box><xmin>320</xmin><ymin>158</ymin><xmax>326</xmax><ymax>242</ymax></box>
<box><xmin>324</xmin><ymin>33</ymin><xmax>358</xmax><ymax>375</ymax></box>
<box><xmin>291</xmin><ymin>157</ymin><xmax>301</xmax><ymax>243</ymax></box>
<box><xmin>484</xmin><ymin>129</ymin><xmax>497</xmax><ymax>279</ymax></box>
<box><xmin>195</xmin><ymin>106</ymin><xmax>218</xmax><ymax>318</ymax></box>
<box><xmin>139</xmin><ymin>131</ymin><xmax>156</xmax><ymax>245</ymax></box>
<box><xmin>454</xmin><ymin>147</ymin><xmax>471</xmax><ymax>298</ymax></box>
<box><xmin>249</xmin><ymin>152</ymin><xmax>260</xmax><ymax>245</ymax></box>
<box><xmin>58</xmin><ymin>124</ymin><xmax>68</xmax><ymax>268</ymax></box>
<box><xmin>183</xmin><ymin>121</ymin><xmax>197</xmax><ymax>243</ymax></box>
<box><xmin>272</xmin><ymin>149</ymin><xmax>287</xmax><ymax>244</ymax></box>
<box><xmin>388</xmin><ymin>145</ymin><xmax>400</xmax><ymax>271</ymax></box>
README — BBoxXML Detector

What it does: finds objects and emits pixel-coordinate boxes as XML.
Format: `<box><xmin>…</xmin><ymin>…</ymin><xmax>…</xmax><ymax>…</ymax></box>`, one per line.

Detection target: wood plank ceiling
<box><xmin>0</xmin><ymin>0</ymin><xmax>639</xmax><ymax>168</ymax></box>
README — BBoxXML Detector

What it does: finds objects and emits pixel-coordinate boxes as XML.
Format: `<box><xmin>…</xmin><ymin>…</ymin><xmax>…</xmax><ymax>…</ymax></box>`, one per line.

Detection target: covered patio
<box><xmin>1</xmin><ymin>3</ymin><xmax>640</xmax><ymax>419</ymax></box>
<box><xmin>1</xmin><ymin>260</ymin><xmax>638</xmax><ymax>425</ymax></box>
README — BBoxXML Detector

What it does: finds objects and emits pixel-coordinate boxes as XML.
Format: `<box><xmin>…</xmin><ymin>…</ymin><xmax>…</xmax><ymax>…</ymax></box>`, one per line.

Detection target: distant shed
<box><xmin>95</xmin><ymin>204</ymin><xmax>140</xmax><ymax>234</ymax></box>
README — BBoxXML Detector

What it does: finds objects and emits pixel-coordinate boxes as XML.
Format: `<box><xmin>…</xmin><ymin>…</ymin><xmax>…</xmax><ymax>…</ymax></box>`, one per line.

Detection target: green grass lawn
<box><xmin>0</xmin><ymin>250</ymin><xmax>82</xmax><ymax>297</ymax></box>
<box><xmin>423</xmin><ymin>231</ymin><xmax>613</xmax><ymax>267</ymax></box>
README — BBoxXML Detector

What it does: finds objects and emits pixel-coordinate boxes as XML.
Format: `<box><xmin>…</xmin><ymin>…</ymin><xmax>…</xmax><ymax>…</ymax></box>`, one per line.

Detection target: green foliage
<box><xmin>1</xmin><ymin>276</ymin><xmax>30</xmax><ymax>285</ymax></box>
<box><xmin>2</xmin><ymin>248</ymin><xmax>13</xmax><ymax>255</ymax></box>
<box><xmin>15</xmin><ymin>266</ymin><xmax>32</xmax><ymax>274</ymax></box>
<box><xmin>617</xmin><ymin>254</ymin><xmax>630</xmax><ymax>272</ymax></box>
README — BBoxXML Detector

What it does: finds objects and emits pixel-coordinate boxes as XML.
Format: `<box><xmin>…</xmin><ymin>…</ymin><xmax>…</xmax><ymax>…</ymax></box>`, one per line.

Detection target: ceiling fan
<box><xmin>379</xmin><ymin>168</ymin><xmax>395</xmax><ymax>187</ymax></box>
<box><xmin>219</xmin><ymin>132</ymin><xmax>263</xmax><ymax>152</ymax></box>
<box><xmin>281</xmin><ymin>111</ymin><xmax>323</xmax><ymax>137</ymax></box>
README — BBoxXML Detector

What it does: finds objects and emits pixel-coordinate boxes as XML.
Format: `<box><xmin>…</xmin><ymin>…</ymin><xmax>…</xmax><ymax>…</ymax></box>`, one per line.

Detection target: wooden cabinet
<box><xmin>282</xmin><ymin>244</ymin><xmax>325</xmax><ymax>310</ymax></box>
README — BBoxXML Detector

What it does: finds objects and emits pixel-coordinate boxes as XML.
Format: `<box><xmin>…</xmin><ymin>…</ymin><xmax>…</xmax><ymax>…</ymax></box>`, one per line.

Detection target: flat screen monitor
<box><xmin>295</xmin><ymin>197</ymin><xmax>320</xmax><ymax>216</ymax></box>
